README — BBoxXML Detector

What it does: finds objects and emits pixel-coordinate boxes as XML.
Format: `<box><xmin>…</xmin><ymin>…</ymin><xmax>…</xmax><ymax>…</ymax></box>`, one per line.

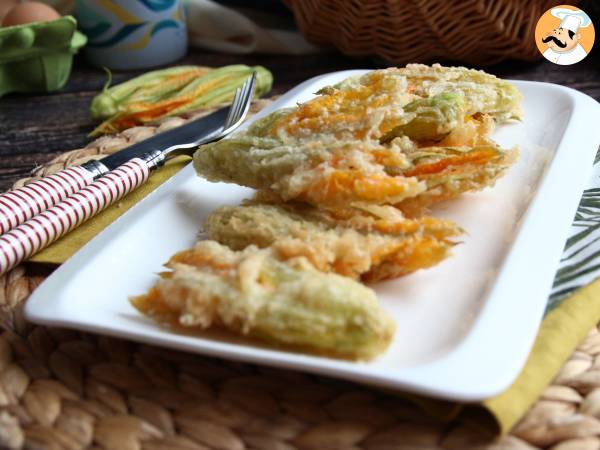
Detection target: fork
<box><xmin>0</xmin><ymin>73</ymin><xmax>256</xmax><ymax>275</ymax></box>
<box><xmin>0</xmin><ymin>72</ymin><xmax>257</xmax><ymax>235</ymax></box>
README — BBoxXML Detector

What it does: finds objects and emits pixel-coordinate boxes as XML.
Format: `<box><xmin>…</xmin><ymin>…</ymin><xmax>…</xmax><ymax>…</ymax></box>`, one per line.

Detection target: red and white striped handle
<box><xmin>0</xmin><ymin>159</ymin><xmax>150</xmax><ymax>275</ymax></box>
<box><xmin>0</xmin><ymin>166</ymin><xmax>94</xmax><ymax>235</ymax></box>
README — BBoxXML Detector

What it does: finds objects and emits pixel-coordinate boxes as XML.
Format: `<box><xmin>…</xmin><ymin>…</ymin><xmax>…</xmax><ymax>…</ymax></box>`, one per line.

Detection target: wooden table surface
<box><xmin>0</xmin><ymin>50</ymin><xmax>598</xmax><ymax>192</ymax></box>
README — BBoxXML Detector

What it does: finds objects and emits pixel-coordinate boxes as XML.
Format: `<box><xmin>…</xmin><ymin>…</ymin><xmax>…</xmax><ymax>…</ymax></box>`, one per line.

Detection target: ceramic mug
<box><xmin>75</xmin><ymin>0</ymin><xmax>187</xmax><ymax>70</ymax></box>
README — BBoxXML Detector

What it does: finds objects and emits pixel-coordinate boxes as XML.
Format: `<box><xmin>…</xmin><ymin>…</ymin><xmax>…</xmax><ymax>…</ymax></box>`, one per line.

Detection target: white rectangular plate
<box><xmin>25</xmin><ymin>71</ymin><xmax>600</xmax><ymax>401</ymax></box>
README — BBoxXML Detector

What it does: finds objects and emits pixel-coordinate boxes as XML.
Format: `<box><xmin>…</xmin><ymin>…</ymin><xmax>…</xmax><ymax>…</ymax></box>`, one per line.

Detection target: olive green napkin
<box><xmin>483</xmin><ymin>279</ymin><xmax>600</xmax><ymax>433</ymax></box>
<box><xmin>27</xmin><ymin>155</ymin><xmax>600</xmax><ymax>435</ymax></box>
<box><xmin>413</xmin><ymin>277</ymin><xmax>600</xmax><ymax>434</ymax></box>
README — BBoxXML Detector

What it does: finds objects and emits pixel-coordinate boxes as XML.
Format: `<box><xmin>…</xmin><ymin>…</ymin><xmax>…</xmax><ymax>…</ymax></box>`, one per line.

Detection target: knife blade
<box><xmin>97</xmin><ymin>106</ymin><xmax>229</xmax><ymax>171</ymax></box>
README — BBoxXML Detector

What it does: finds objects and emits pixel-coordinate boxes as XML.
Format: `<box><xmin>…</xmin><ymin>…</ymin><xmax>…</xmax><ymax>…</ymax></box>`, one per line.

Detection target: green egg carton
<box><xmin>0</xmin><ymin>15</ymin><xmax>86</xmax><ymax>98</ymax></box>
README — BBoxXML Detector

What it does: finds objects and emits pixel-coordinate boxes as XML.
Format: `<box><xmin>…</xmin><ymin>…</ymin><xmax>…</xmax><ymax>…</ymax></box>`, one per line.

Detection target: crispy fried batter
<box><xmin>194</xmin><ymin>65</ymin><xmax>520</xmax><ymax>209</ymax></box>
<box><xmin>131</xmin><ymin>241</ymin><xmax>395</xmax><ymax>360</ymax></box>
<box><xmin>390</xmin><ymin>64</ymin><xmax>523</xmax><ymax>123</ymax></box>
<box><xmin>260</xmin><ymin>65</ymin><xmax>521</xmax><ymax>142</ymax></box>
<box><xmin>195</xmin><ymin>137</ymin><xmax>514</xmax><ymax>212</ymax></box>
<box><xmin>205</xmin><ymin>202</ymin><xmax>461</xmax><ymax>282</ymax></box>
<box><xmin>395</xmin><ymin>144</ymin><xmax>519</xmax><ymax>215</ymax></box>
<box><xmin>265</xmin><ymin>69</ymin><xmax>412</xmax><ymax>141</ymax></box>
<box><xmin>195</xmin><ymin>137</ymin><xmax>426</xmax><ymax>205</ymax></box>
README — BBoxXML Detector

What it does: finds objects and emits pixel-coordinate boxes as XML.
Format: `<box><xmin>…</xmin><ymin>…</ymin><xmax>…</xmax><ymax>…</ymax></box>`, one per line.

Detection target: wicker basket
<box><xmin>284</xmin><ymin>0</ymin><xmax>579</xmax><ymax>66</ymax></box>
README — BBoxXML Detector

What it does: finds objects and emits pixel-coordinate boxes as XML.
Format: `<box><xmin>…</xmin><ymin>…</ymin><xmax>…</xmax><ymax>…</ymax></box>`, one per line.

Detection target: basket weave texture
<box><xmin>2</xmin><ymin>101</ymin><xmax>600</xmax><ymax>449</ymax></box>
<box><xmin>284</xmin><ymin>0</ymin><xmax>578</xmax><ymax>65</ymax></box>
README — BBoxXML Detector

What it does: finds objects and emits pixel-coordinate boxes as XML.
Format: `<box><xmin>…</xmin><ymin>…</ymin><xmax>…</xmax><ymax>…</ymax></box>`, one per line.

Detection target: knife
<box><xmin>0</xmin><ymin>106</ymin><xmax>229</xmax><ymax>235</ymax></box>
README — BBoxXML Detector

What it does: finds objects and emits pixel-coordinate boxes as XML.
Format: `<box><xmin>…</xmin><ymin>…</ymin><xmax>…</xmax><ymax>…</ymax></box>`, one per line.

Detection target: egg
<box><xmin>2</xmin><ymin>1</ymin><xmax>61</xmax><ymax>27</ymax></box>
<box><xmin>0</xmin><ymin>0</ymin><xmax>18</xmax><ymax>23</ymax></box>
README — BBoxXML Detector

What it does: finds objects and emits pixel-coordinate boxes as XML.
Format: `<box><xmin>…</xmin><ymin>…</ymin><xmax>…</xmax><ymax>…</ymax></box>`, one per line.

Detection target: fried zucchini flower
<box><xmin>195</xmin><ymin>136</ymin><xmax>426</xmax><ymax>206</ymax></box>
<box><xmin>194</xmin><ymin>65</ymin><xmax>520</xmax><ymax>210</ymax></box>
<box><xmin>131</xmin><ymin>241</ymin><xmax>395</xmax><ymax>360</ymax></box>
<box><xmin>195</xmin><ymin>135</ymin><xmax>515</xmax><ymax>211</ymax></box>
<box><xmin>260</xmin><ymin>64</ymin><xmax>521</xmax><ymax>142</ymax></box>
<box><xmin>205</xmin><ymin>202</ymin><xmax>461</xmax><ymax>282</ymax></box>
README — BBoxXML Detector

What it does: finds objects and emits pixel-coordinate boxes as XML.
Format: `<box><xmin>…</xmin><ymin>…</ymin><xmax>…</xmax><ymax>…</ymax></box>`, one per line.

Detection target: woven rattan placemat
<box><xmin>1</xmin><ymin>101</ymin><xmax>600</xmax><ymax>450</ymax></box>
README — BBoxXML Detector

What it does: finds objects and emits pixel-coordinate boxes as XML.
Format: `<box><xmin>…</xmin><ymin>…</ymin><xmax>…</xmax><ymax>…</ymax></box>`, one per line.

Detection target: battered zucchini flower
<box><xmin>131</xmin><ymin>241</ymin><xmax>395</xmax><ymax>360</ymax></box>
<box><xmin>205</xmin><ymin>202</ymin><xmax>462</xmax><ymax>282</ymax></box>
<box><xmin>194</xmin><ymin>65</ymin><xmax>520</xmax><ymax>211</ymax></box>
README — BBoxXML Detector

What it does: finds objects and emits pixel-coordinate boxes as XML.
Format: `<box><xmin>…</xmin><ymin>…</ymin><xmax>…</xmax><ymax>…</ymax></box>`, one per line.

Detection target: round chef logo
<box><xmin>535</xmin><ymin>5</ymin><xmax>595</xmax><ymax>65</ymax></box>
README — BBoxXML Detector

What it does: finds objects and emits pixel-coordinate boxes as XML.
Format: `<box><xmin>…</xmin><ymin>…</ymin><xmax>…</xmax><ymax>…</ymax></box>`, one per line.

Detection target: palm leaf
<box><xmin>564</xmin><ymin>222</ymin><xmax>600</xmax><ymax>250</ymax></box>
<box><xmin>561</xmin><ymin>235</ymin><xmax>600</xmax><ymax>262</ymax></box>
<box><xmin>554</xmin><ymin>249</ymin><xmax>600</xmax><ymax>283</ymax></box>
<box><xmin>546</xmin><ymin>145</ymin><xmax>600</xmax><ymax>310</ymax></box>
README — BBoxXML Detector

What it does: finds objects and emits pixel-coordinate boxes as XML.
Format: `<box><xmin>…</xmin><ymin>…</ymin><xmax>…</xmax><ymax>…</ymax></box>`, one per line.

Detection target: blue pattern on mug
<box><xmin>75</xmin><ymin>0</ymin><xmax>187</xmax><ymax>69</ymax></box>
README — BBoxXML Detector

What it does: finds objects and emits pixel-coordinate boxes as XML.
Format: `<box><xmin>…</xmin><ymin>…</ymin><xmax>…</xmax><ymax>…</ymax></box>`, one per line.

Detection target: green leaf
<box><xmin>554</xmin><ymin>261</ymin><xmax>600</xmax><ymax>286</ymax></box>
<box><xmin>561</xmin><ymin>235</ymin><xmax>600</xmax><ymax>262</ymax></box>
<box><xmin>564</xmin><ymin>222</ymin><xmax>600</xmax><ymax>250</ymax></box>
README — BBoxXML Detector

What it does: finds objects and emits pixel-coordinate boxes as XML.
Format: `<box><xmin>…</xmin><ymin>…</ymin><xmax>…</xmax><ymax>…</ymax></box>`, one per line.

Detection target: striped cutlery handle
<box><xmin>0</xmin><ymin>166</ymin><xmax>95</xmax><ymax>235</ymax></box>
<box><xmin>0</xmin><ymin>159</ymin><xmax>150</xmax><ymax>275</ymax></box>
